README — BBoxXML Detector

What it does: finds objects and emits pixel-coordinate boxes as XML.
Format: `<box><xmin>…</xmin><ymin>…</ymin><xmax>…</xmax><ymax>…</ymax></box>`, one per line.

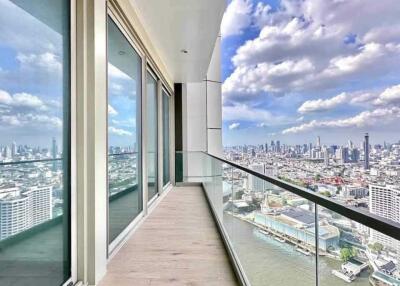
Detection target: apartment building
<box><xmin>370</xmin><ymin>184</ymin><xmax>400</xmax><ymax>247</ymax></box>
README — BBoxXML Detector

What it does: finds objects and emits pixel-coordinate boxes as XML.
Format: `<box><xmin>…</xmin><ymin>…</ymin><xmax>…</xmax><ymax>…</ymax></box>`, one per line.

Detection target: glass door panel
<box><xmin>146</xmin><ymin>73</ymin><xmax>158</xmax><ymax>201</ymax></box>
<box><xmin>162</xmin><ymin>91</ymin><xmax>170</xmax><ymax>186</ymax></box>
<box><xmin>107</xmin><ymin>17</ymin><xmax>142</xmax><ymax>243</ymax></box>
<box><xmin>0</xmin><ymin>0</ymin><xmax>71</xmax><ymax>284</ymax></box>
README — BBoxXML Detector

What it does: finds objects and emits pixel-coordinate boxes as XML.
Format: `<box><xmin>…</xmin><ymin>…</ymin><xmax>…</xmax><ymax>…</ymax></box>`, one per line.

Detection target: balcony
<box><xmin>175</xmin><ymin>152</ymin><xmax>400</xmax><ymax>286</ymax></box>
<box><xmin>1</xmin><ymin>1</ymin><xmax>400</xmax><ymax>286</ymax></box>
<box><xmin>100</xmin><ymin>185</ymin><xmax>238</xmax><ymax>286</ymax></box>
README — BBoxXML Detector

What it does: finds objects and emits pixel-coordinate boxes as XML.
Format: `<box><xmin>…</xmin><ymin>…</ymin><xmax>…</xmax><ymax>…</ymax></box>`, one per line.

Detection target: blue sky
<box><xmin>0</xmin><ymin>0</ymin><xmax>139</xmax><ymax>149</ymax></box>
<box><xmin>221</xmin><ymin>0</ymin><xmax>400</xmax><ymax>146</ymax></box>
<box><xmin>107</xmin><ymin>63</ymin><xmax>138</xmax><ymax>149</ymax></box>
<box><xmin>0</xmin><ymin>0</ymin><xmax>65</xmax><ymax>148</ymax></box>
<box><xmin>1</xmin><ymin>0</ymin><xmax>400</xmax><ymax>150</ymax></box>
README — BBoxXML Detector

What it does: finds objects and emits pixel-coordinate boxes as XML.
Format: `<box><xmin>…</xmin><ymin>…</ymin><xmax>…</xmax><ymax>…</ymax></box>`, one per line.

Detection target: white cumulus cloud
<box><xmin>108</xmin><ymin>104</ymin><xmax>118</xmax><ymax>116</ymax></box>
<box><xmin>221</xmin><ymin>0</ymin><xmax>253</xmax><ymax>37</ymax></box>
<box><xmin>297</xmin><ymin>83</ymin><xmax>400</xmax><ymax>114</ymax></box>
<box><xmin>228</xmin><ymin>122</ymin><xmax>240</xmax><ymax>130</ymax></box>
<box><xmin>223</xmin><ymin>0</ymin><xmax>400</xmax><ymax>103</ymax></box>
<box><xmin>17</xmin><ymin>52</ymin><xmax>62</xmax><ymax>74</ymax></box>
<box><xmin>374</xmin><ymin>84</ymin><xmax>400</xmax><ymax>105</ymax></box>
<box><xmin>0</xmin><ymin>90</ymin><xmax>47</xmax><ymax>110</ymax></box>
<box><xmin>108</xmin><ymin>126</ymin><xmax>132</xmax><ymax>136</ymax></box>
<box><xmin>298</xmin><ymin>92</ymin><xmax>348</xmax><ymax>113</ymax></box>
<box><xmin>223</xmin><ymin>58</ymin><xmax>315</xmax><ymax>101</ymax></box>
<box><xmin>282</xmin><ymin>107</ymin><xmax>400</xmax><ymax>134</ymax></box>
<box><xmin>0</xmin><ymin>113</ymin><xmax>62</xmax><ymax>129</ymax></box>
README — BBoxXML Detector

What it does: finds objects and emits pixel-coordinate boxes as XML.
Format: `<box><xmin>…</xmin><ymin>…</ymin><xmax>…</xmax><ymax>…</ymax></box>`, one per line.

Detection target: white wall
<box><xmin>206</xmin><ymin>35</ymin><xmax>223</xmax><ymax>157</ymax></box>
<box><xmin>182</xmin><ymin>35</ymin><xmax>222</xmax><ymax>179</ymax></box>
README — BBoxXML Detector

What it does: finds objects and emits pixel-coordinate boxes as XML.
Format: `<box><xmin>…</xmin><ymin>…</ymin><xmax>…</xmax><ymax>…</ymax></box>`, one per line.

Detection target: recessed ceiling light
<box><xmin>180</xmin><ymin>49</ymin><xmax>188</xmax><ymax>54</ymax></box>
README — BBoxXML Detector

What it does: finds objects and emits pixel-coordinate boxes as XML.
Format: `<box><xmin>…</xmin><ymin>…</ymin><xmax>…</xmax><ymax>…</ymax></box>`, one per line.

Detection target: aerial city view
<box><xmin>221</xmin><ymin>134</ymin><xmax>400</xmax><ymax>285</ymax></box>
<box><xmin>218</xmin><ymin>0</ymin><xmax>400</xmax><ymax>284</ymax></box>
<box><xmin>0</xmin><ymin>141</ymin><xmax>137</xmax><ymax>240</ymax></box>
<box><xmin>0</xmin><ymin>139</ymin><xmax>62</xmax><ymax>240</ymax></box>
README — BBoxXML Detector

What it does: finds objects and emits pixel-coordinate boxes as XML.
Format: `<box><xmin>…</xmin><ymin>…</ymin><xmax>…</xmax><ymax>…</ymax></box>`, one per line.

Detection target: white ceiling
<box><xmin>129</xmin><ymin>0</ymin><xmax>226</xmax><ymax>83</ymax></box>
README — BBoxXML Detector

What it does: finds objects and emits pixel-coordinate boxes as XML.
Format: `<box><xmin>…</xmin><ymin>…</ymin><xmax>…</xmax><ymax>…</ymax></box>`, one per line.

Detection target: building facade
<box><xmin>0</xmin><ymin>186</ymin><xmax>52</xmax><ymax>240</ymax></box>
<box><xmin>369</xmin><ymin>184</ymin><xmax>400</xmax><ymax>248</ymax></box>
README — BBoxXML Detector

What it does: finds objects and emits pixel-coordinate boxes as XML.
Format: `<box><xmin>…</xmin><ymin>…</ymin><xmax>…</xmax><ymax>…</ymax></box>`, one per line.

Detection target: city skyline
<box><xmin>221</xmin><ymin>0</ymin><xmax>400</xmax><ymax>146</ymax></box>
<box><xmin>223</xmin><ymin>133</ymin><xmax>399</xmax><ymax>149</ymax></box>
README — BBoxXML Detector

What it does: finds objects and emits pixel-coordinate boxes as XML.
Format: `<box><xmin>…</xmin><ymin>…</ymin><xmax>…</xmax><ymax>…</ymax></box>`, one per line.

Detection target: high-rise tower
<box><xmin>51</xmin><ymin>137</ymin><xmax>58</xmax><ymax>171</ymax></box>
<box><xmin>11</xmin><ymin>142</ymin><xmax>17</xmax><ymax>158</ymax></box>
<box><xmin>364</xmin><ymin>133</ymin><xmax>369</xmax><ymax>170</ymax></box>
<box><xmin>369</xmin><ymin>185</ymin><xmax>400</xmax><ymax>248</ymax></box>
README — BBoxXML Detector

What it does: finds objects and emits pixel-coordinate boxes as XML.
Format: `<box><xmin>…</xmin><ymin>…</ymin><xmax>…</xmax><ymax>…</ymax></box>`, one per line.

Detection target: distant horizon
<box><xmin>223</xmin><ymin>133</ymin><xmax>400</xmax><ymax>148</ymax></box>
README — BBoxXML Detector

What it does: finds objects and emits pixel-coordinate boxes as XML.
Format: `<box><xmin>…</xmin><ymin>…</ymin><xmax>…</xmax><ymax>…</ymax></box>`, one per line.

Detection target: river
<box><xmin>223</xmin><ymin>214</ymin><xmax>371</xmax><ymax>285</ymax></box>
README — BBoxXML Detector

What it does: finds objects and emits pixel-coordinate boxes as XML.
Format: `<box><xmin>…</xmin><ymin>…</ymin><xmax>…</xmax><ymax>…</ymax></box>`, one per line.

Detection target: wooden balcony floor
<box><xmin>99</xmin><ymin>186</ymin><xmax>238</xmax><ymax>286</ymax></box>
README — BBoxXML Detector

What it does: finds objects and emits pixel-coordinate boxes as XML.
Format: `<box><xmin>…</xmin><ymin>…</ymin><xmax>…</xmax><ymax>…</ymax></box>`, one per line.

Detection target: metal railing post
<box><xmin>315</xmin><ymin>204</ymin><xmax>319</xmax><ymax>286</ymax></box>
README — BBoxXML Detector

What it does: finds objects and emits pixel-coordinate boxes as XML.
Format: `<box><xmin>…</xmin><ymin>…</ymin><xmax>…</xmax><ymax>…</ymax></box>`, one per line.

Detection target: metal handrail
<box><xmin>108</xmin><ymin>152</ymin><xmax>138</xmax><ymax>156</ymax></box>
<box><xmin>0</xmin><ymin>158</ymin><xmax>62</xmax><ymax>166</ymax></box>
<box><xmin>0</xmin><ymin>152</ymin><xmax>138</xmax><ymax>166</ymax></box>
<box><xmin>202</xmin><ymin>151</ymin><xmax>400</xmax><ymax>241</ymax></box>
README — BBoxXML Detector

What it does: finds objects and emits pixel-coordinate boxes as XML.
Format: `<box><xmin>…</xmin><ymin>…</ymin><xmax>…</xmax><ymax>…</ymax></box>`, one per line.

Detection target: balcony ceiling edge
<box><xmin>128</xmin><ymin>0</ymin><xmax>226</xmax><ymax>83</ymax></box>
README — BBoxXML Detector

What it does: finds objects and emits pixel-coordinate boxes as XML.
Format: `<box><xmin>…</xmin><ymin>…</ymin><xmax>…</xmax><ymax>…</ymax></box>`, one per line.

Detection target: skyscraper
<box><xmin>336</xmin><ymin>147</ymin><xmax>349</xmax><ymax>164</ymax></box>
<box><xmin>348</xmin><ymin>140</ymin><xmax>353</xmax><ymax>149</ymax></box>
<box><xmin>52</xmin><ymin>137</ymin><xmax>58</xmax><ymax>159</ymax></box>
<box><xmin>317</xmin><ymin>136</ymin><xmax>321</xmax><ymax>149</ymax></box>
<box><xmin>323</xmin><ymin>147</ymin><xmax>329</xmax><ymax>166</ymax></box>
<box><xmin>364</xmin><ymin>133</ymin><xmax>370</xmax><ymax>170</ymax></box>
<box><xmin>248</xmin><ymin>163</ymin><xmax>265</xmax><ymax>192</ymax></box>
<box><xmin>0</xmin><ymin>186</ymin><xmax>53</xmax><ymax>240</ymax></box>
<box><xmin>4</xmin><ymin>146</ymin><xmax>11</xmax><ymax>159</ymax></box>
<box><xmin>52</xmin><ymin>138</ymin><xmax>58</xmax><ymax>171</ymax></box>
<box><xmin>369</xmin><ymin>184</ymin><xmax>400</xmax><ymax>248</ymax></box>
<box><xmin>350</xmin><ymin>148</ymin><xmax>360</xmax><ymax>162</ymax></box>
<box><xmin>11</xmin><ymin>142</ymin><xmax>17</xmax><ymax>158</ymax></box>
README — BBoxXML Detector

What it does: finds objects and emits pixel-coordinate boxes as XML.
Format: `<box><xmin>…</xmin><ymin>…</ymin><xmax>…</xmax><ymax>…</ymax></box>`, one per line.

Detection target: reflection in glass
<box><xmin>0</xmin><ymin>0</ymin><xmax>70</xmax><ymax>285</ymax></box>
<box><xmin>147</xmin><ymin>73</ymin><xmax>158</xmax><ymax>201</ymax></box>
<box><xmin>162</xmin><ymin>91</ymin><xmax>170</xmax><ymax>186</ymax></box>
<box><xmin>107</xmin><ymin>17</ymin><xmax>142</xmax><ymax>243</ymax></box>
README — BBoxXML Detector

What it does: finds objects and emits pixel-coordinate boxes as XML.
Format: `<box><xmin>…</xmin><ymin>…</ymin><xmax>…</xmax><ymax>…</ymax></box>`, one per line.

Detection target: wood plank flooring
<box><xmin>99</xmin><ymin>186</ymin><xmax>238</xmax><ymax>286</ymax></box>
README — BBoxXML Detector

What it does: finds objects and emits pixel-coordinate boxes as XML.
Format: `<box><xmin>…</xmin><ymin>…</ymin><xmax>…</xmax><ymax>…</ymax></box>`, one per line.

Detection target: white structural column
<box><xmin>76</xmin><ymin>0</ymin><xmax>108</xmax><ymax>285</ymax></box>
<box><xmin>206</xmin><ymin>35</ymin><xmax>223</xmax><ymax>157</ymax></box>
<box><xmin>181</xmin><ymin>36</ymin><xmax>222</xmax><ymax>178</ymax></box>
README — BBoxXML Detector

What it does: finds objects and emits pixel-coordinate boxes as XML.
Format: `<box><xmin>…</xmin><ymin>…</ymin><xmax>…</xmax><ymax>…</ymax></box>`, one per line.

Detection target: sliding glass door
<box><xmin>0</xmin><ymin>0</ymin><xmax>71</xmax><ymax>285</ymax></box>
<box><xmin>146</xmin><ymin>72</ymin><xmax>158</xmax><ymax>201</ymax></box>
<box><xmin>162</xmin><ymin>91</ymin><xmax>170</xmax><ymax>186</ymax></box>
<box><xmin>107</xmin><ymin>17</ymin><xmax>142</xmax><ymax>244</ymax></box>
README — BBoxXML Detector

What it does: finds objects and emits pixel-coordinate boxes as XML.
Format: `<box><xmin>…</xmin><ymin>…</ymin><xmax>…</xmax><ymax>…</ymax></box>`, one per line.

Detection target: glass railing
<box><xmin>108</xmin><ymin>152</ymin><xmax>138</xmax><ymax>197</ymax></box>
<box><xmin>107</xmin><ymin>152</ymin><xmax>141</xmax><ymax>243</ymax></box>
<box><xmin>0</xmin><ymin>153</ymin><xmax>142</xmax><ymax>278</ymax></box>
<box><xmin>0</xmin><ymin>158</ymin><xmax>66</xmax><ymax>240</ymax></box>
<box><xmin>176</xmin><ymin>151</ymin><xmax>400</xmax><ymax>286</ymax></box>
<box><xmin>0</xmin><ymin>158</ymin><xmax>69</xmax><ymax>286</ymax></box>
